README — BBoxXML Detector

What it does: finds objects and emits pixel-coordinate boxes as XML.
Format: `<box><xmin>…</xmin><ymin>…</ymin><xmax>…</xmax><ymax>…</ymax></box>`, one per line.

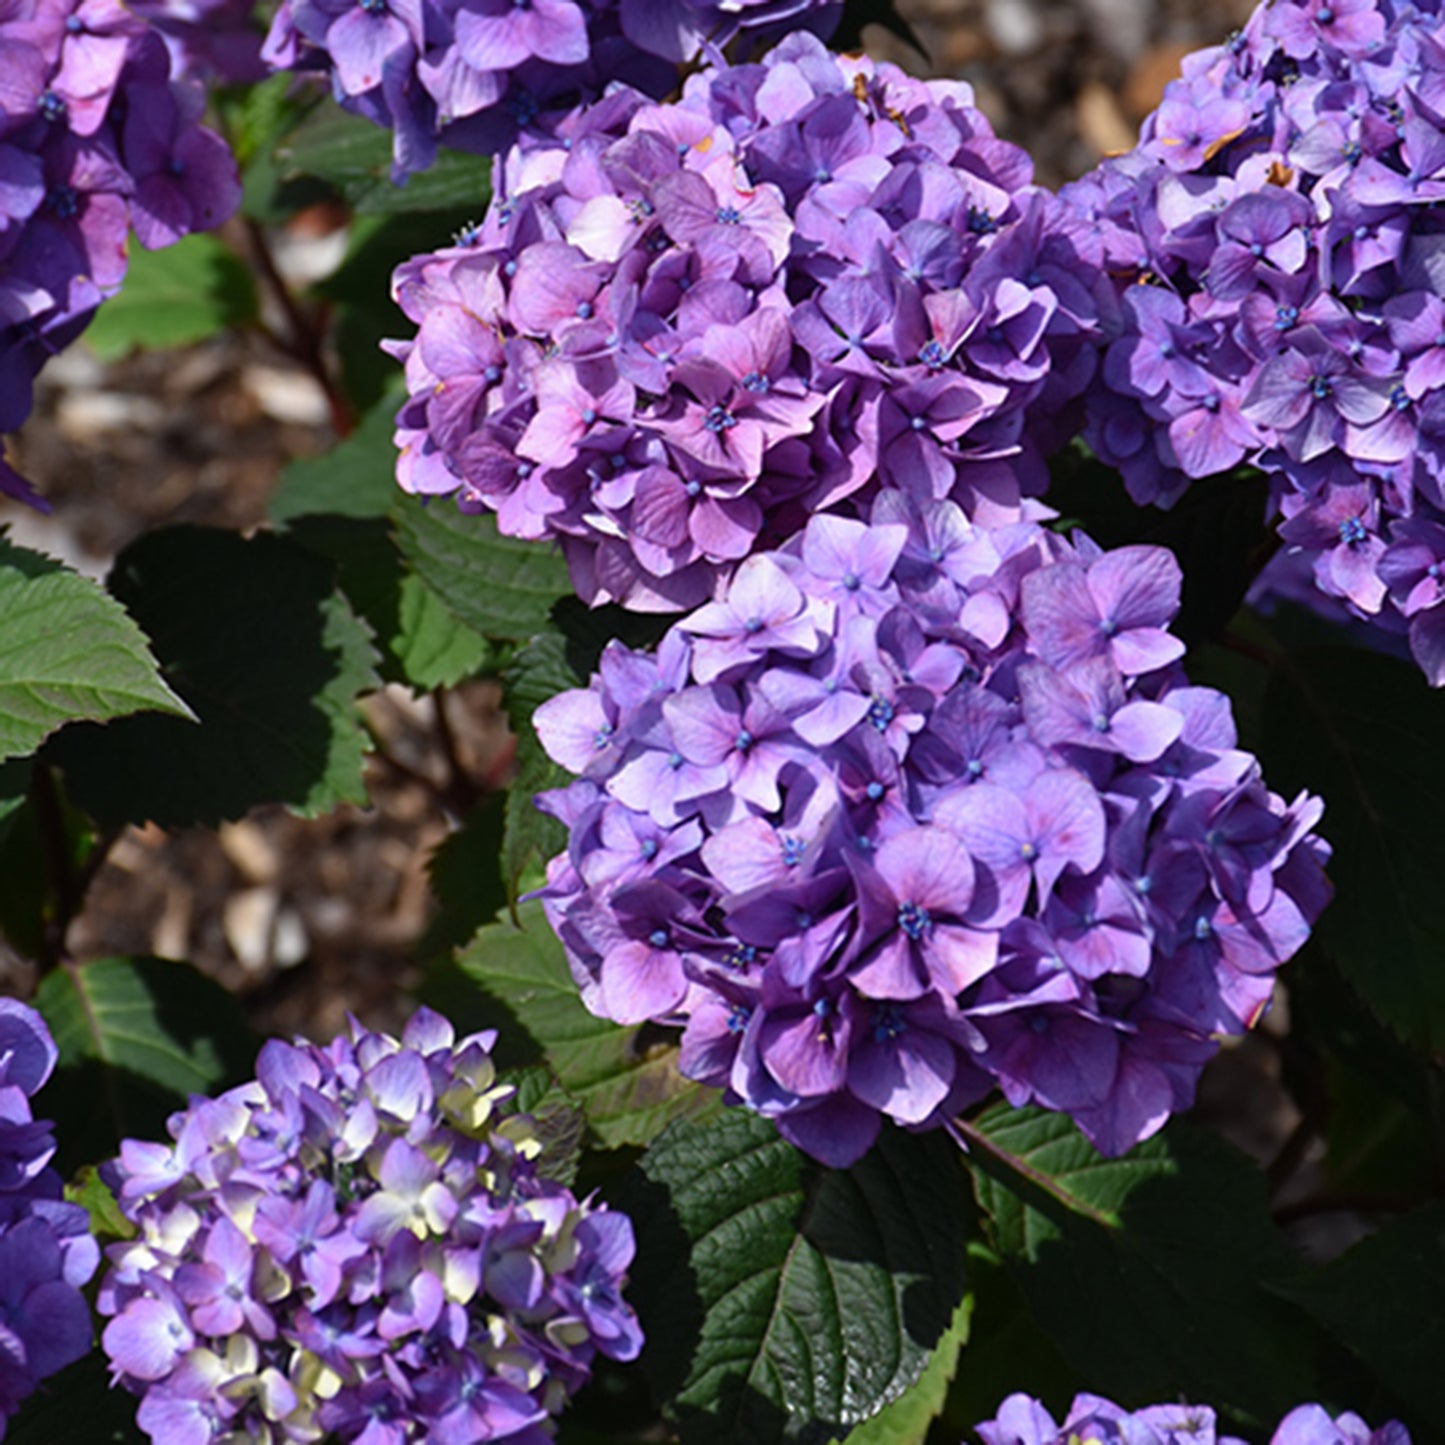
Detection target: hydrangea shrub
<box><xmin>0</xmin><ymin>0</ymin><xmax>1435</xmax><ymax>1441</ymax></box>
<box><xmin>0</xmin><ymin>0</ymin><xmax>241</xmax><ymax>504</ymax></box>
<box><xmin>0</xmin><ymin>1001</ymin><xmax>99</xmax><ymax>1430</ymax></box>
<box><xmin>976</xmin><ymin>1394</ymin><xmax>1411</xmax><ymax>1445</ymax></box>
<box><xmin>385</xmin><ymin>32</ymin><xmax>1103</xmax><ymax>608</ymax></box>
<box><xmin>1066</xmin><ymin>0</ymin><xmax>1445</xmax><ymax>683</ymax></box>
<box><xmin>98</xmin><ymin>1010</ymin><xmax>641</xmax><ymax>1444</ymax></box>
<box><xmin>533</xmin><ymin>502</ymin><xmax>1329</xmax><ymax>1165</ymax></box>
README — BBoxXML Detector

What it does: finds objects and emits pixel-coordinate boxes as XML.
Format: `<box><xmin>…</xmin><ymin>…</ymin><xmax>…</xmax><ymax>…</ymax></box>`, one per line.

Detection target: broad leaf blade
<box><xmin>34</xmin><ymin>955</ymin><xmax>257</xmax><ymax>1173</ymax></box>
<box><xmin>84</xmin><ymin>232</ymin><xmax>258</xmax><ymax>359</ymax></box>
<box><xmin>1262</xmin><ymin>647</ymin><xmax>1445</xmax><ymax>1056</ymax></box>
<box><xmin>0</xmin><ymin>537</ymin><xmax>188</xmax><ymax>762</ymax></box>
<box><xmin>966</xmin><ymin>1105</ymin><xmax>1317</xmax><ymax>1423</ymax></box>
<box><xmin>7</xmin><ymin>1354</ymin><xmax>148</xmax><ymax>1444</ymax></box>
<box><xmin>393</xmin><ymin>499</ymin><xmax>571</xmax><ymax>642</ymax></box>
<box><xmin>448</xmin><ymin>901</ymin><xmax>716</xmax><ymax>1149</ymax></box>
<box><xmin>501</xmin><ymin>632</ymin><xmax>573</xmax><ymax>898</ymax></box>
<box><xmin>622</xmin><ymin>1111</ymin><xmax>969</xmax><ymax>1445</ymax></box>
<box><xmin>47</xmin><ymin>527</ymin><xmax>380</xmax><ymax>827</ymax></box>
<box><xmin>275</xmin><ymin>104</ymin><xmax>490</xmax><ymax>214</ymax></box>
<box><xmin>838</xmin><ymin>1296</ymin><xmax>971</xmax><ymax>1445</ymax></box>
<box><xmin>270</xmin><ymin>389</ymin><xmax>402</xmax><ymax>522</ymax></box>
<box><xmin>1284</xmin><ymin>1203</ymin><xmax>1445</xmax><ymax>1436</ymax></box>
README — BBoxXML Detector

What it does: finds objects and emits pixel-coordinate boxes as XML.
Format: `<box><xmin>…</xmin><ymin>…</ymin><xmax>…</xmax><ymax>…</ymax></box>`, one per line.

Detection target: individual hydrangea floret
<box><xmin>975</xmin><ymin>1392</ymin><xmax>1410</xmax><ymax>1445</ymax></box>
<box><xmin>98</xmin><ymin>1009</ymin><xmax>642</xmax><ymax>1445</ymax></box>
<box><xmin>387</xmin><ymin>32</ymin><xmax>1104</xmax><ymax>609</ymax></box>
<box><xmin>533</xmin><ymin>502</ymin><xmax>1329</xmax><ymax>1167</ymax></box>
<box><xmin>0</xmin><ymin>999</ymin><xmax>102</xmax><ymax>1430</ymax></box>
<box><xmin>0</xmin><ymin>0</ymin><xmax>242</xmax><ymax>505</ymax></box>
<box><xmin>1064</xmin><ymin>0</ymin><xmax>1445</xmax><ymax>684</ymax></box>
<box><xmin>262</xmin><ymin>0</ymin><xmax>842</xmax><ymax>181</ymax></box>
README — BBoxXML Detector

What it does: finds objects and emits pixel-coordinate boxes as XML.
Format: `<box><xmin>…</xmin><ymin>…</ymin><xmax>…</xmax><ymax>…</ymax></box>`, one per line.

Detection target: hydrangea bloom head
<box><xmin>1066</xmin><ymin>0</ymin><xmax>1445</xmax><ymax>683</ymax></box>
<box><xmin>0</xmin><ymin>0</ymin><xmax>241</xmax><ymax>504</ymax></box>
<box><xmin>388</xmin><ymin>33</ymin><xmax>1104</xmax><ymax>609</ymax></box>
<box><xmin>975</xmin><ymin>1392</ymin><xmax>1410</xmax><ymax>1445</ymax></box>
<box><xmin>98</xmin><ymin>1009</ymin><xmax>642</xmax><ymax>1445</ymax></box>
<box><xmin>262</xmin><ymin>0</ymin><xmax>842</xmax><ymax>181</ymax></box>
<box><xmin>0</xmin><ymin>999</ymin><xmax>101</xmax><ymax>1429</ymax></box>
<box><xmin>533</xmin><ymin>503</ymin><xmax>1330</xmax><ymax>1167</ymax></box>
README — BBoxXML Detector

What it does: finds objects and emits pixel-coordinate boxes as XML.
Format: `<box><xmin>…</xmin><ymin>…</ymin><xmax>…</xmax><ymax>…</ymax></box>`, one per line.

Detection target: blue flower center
<box><xmin>742</xmin><ymin>370</ymin><xmax>770</xmax><ymax>393</ymax></box>
<box><xmin>1338</xmin><ymin>515</ymin><xmax>1368</xmax><ymax>546</ymax></box>
<box><xmin>873</xmin><ymin>1004</ymin><xmax>906</xmax><ymax>1042</ymax></box>
<box><xmin>780</xmin><ymin>835</ymin><xmax>806</xmax><ymax>867</ymax></box>
<box><xmin>1309</xmin><ymin>374</ymin><xmax>1333</xmax><ymax>400</ymax></box>
<box><xmin>898</xmin><ymin>900</ymin><xmax>931</xmax><ymax>940</ymax></box>
<box><xmin>727</xmin><ymin>1004</ymin><xmax>750</xmax><ymax>1033</ymax></box>
<box><xmin>640</xmin><ymin>838</ymin><xmax>659</xmax><ymax>860</ymax></box>
<box><xmin>735</xmin><ymin>729</ymin><xmax>754</xmax><ymax>752</ymax></box>
<box><xmin>919</xmin><ymin>339</ymin><xmax>946</xmax><ymax>369</ymax></box>
<box><xmin>1315</xmin><ymin>5</ymin><xmax>1334</xmax><ymax>22</ymax></box>
<box><xmin>48</xmin><ymin>185</ymin><xmax>80</xmax><ymax>218</ymax></box>
<box><xmin>865</xmin><ymin>780</ymin><xmax>885</xmax><ymax>800</ymax></box>
<box><xmin>705</xmin><ymin>404</ymin><xmax>738</xmax><ymax>433</ymax></box>
<box><xmin>649</xmin><ymin>928</ymin><xmax>669</xmax><ymax>949</ymax></box>
<box><xmin>867</xmin><ymin>696</ymin><xmax>895</xmax><ymax>731</ymax></box>
<box><xmin>716</xmin><ymin>205</ymin><xmax>743</xmax><ymax>224</ymax></box>
<box><xmin>39</xmin><ymin>90</ymin><xmax>65</xmax><ymax>123</ymax></box>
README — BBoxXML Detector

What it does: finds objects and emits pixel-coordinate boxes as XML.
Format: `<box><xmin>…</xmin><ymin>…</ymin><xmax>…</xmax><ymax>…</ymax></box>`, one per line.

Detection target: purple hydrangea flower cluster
<box><xmin>0</xmin><ymin>0</ymin><xmax>241</xmax><ymax>506</ymax></box>
<box><xmin>261</xmin><ymin>0</ymin><xmax>842</xmax><ymax>182</ymax></box>
<box><xmin>1065</xmin><ymin>0</ymin><xmax>1445</xmax><ymax>684</ymax></box>
<box><xmin>98</xmin><ymin>1009</ymin><xmax>642</xmax><ymax>1445</ymax></box>
<box><xmin>533</xmin><ymin>503</ymin><xmax>1329</xmax><ymax>1168</ymax></box>
<box><xmin>975</xmin><ymin>1392</ymin><xmax>1410</xmax><ymax>1445</ymax></box>
<box><xmin>387</xmin><ymin>32</ymin><xmax>1104</xmax><ymax>610</ymax></box>
<box><xmin>0</xmin><ymin>1000</ymin><xmax>102</xmax><ymax>1430</ymax></box>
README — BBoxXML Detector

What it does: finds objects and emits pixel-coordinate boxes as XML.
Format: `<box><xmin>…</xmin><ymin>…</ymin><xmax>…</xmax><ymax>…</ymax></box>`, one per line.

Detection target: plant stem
<box><xmin>238</xmin><ymin>216</ymin><xmax>355</xmax><ymax>437</ymax></box>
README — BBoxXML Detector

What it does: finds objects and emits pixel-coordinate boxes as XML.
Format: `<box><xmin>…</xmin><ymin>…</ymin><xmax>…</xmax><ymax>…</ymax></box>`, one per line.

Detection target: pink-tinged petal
<box><xmin>848</xmin><ymin>1029</ymin><xmax>955</xmax><ymax>1123</ymax></box>
<box><xmin>599</xmin><ymin>939</ymin><xmax>687</xmax><ymax>1023</ymax></box>
<box><xmin>1025</xmin><ymin>770</ymin><xmax>1106</xmax><ymax>903</ymax></box>
<box><xmin>758</xmin><ymin>1009</ymin><xmax>849</xmax><ymax>1095</ymax></box>
<box><xmin>849</xmin><ymin>935</ymin><xmax>929</xmax><ymax>1001</ymax></box>
<box><xmin>873</xmin><ymin>825</ymin><xmax>975</xmax><ymax>917</ymax></box>
<box><xmin>1104</xmin><ymin>699</ymin><xmax>1184</xmax><ymax>763</ymax></box>
<box><xmin>1110</xmin><ymin>628</ymin><xmax>1185</xmax><ymax>676</ymax></box>
<box><xmin>928</xmin><ymin>924</ymin><xmax>999</xmax><ymax>993</ymax></box>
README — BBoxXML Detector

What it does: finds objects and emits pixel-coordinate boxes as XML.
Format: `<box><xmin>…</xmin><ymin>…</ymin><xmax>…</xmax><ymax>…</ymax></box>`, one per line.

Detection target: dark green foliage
<box><xmin>0</xmin><ymin>536</ymin><xmax>188</xmax><ymax>762</ymax></box>
<box><xmin>1263</xmin><ymin>647</ymin><xmax>1445</xmax><ymax>1057</ymax></box>
<box><xmin>966</xmin><ymin>1106</ymin><xmax>1319</xmax><ymax>1425</ymax></box>
<box><xmin>83</xmin><ymin>234</ymin><xmax>259</xmax><ymax>359</ymax></box>
<box><xmin>621</xmin><ymin>1111</ymin><xmax>969</xmax><ymax>1444</ymax></box>
<box><xmin>46</xmin><ymin>527</ymin><xmax>380</xmax><ymax>827</ymax></box>
<box><xmin>443</xmin><ymin>901</ymin><xmax>718</xmax><ymax>1149</ymax></box>
<box><xmin>35</xmin><ymin>955</ymin><xmax>257</xmax><ymax>1175</ymax></box>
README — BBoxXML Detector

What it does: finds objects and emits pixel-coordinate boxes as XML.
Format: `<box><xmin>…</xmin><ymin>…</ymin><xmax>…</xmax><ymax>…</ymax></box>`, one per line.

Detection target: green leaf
<box><xmin>500</xmin><ymin>631</ymin><xmax>574</xmax><ymax>898</ymax></box>
<box><xmin>85</xmin><ymin>233</ymin><xmax>259</xmax><ymax>360</ymax></box>
<box><xmin>622</xmin><ymin>1111</ymin><xmax>969</xmax><ymax>1445</ymax></box>
<box><xmin>7</xmin><ymin>1353</ymin><xmax>148</xmax><ymax>1444</ymax></box>
<box><xmin>393</xmin><ymin>499</ymin><xmax>571</xmax><ymax>642</ymax></box>
<box><xmin>836</xmin><ymin>1296</ymin><xmax>971</xmax><ymax>1445</ymax></box>
<box><xmin>275</xmin><ymin>104</ymin><xmax>490</xmax><ymax>214</ymax></box>
<box><xmin>65</xmin><ymin>1165</ymin><xmax>136</xmax><ymax>1243</ymax></box>
<box><xmin>1285</xmin><ymin>1203</ymin><xmax>1445</xmax><ymax>1435</ymax></box>
<box><xmin>506</xmin><ymin>1064</ymin><xmax>587</xmax><ymax>1189</ymax></box>
<box><xmin>1262</xmin><ymin>647</ymin><xmax>1445</xmax><ymax>1057</ymax></box>
<box><xmin>285</xmin><ymin>514</ymin><xmax>490</xmax><ymax>691</ymax></box>
<box><xmin>422</xmin><ymin>792</ymin><xmax>508</xmax><ymax>959</ymax></box>
<box><xmin>0</xmin><ymin>535</ymin><xmax>189</xmax><ymax>763</ymax></box>
<box><xmin>47</xmin><ymin>527</ymin><xmax>379</xmax><ymax>828</ymax></box>
<box><xmin>34</xmin><ymin>955</ymin><xmax>257</xmax><ymax>1173</ymax></box>
<box><xmin>965</xmin><ymin>1105</ymin><xmax>1317</xmax><ymax>1423</ymax></box>
<box><xmin>270</xmin><ymin>389</ymin><xmax>403</xmax><ymax>522</ymax></box>
<box><xmin>449</xmin><ymin>900</ymin><xmax>718</xmax><ymax>1149</ymax></box>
